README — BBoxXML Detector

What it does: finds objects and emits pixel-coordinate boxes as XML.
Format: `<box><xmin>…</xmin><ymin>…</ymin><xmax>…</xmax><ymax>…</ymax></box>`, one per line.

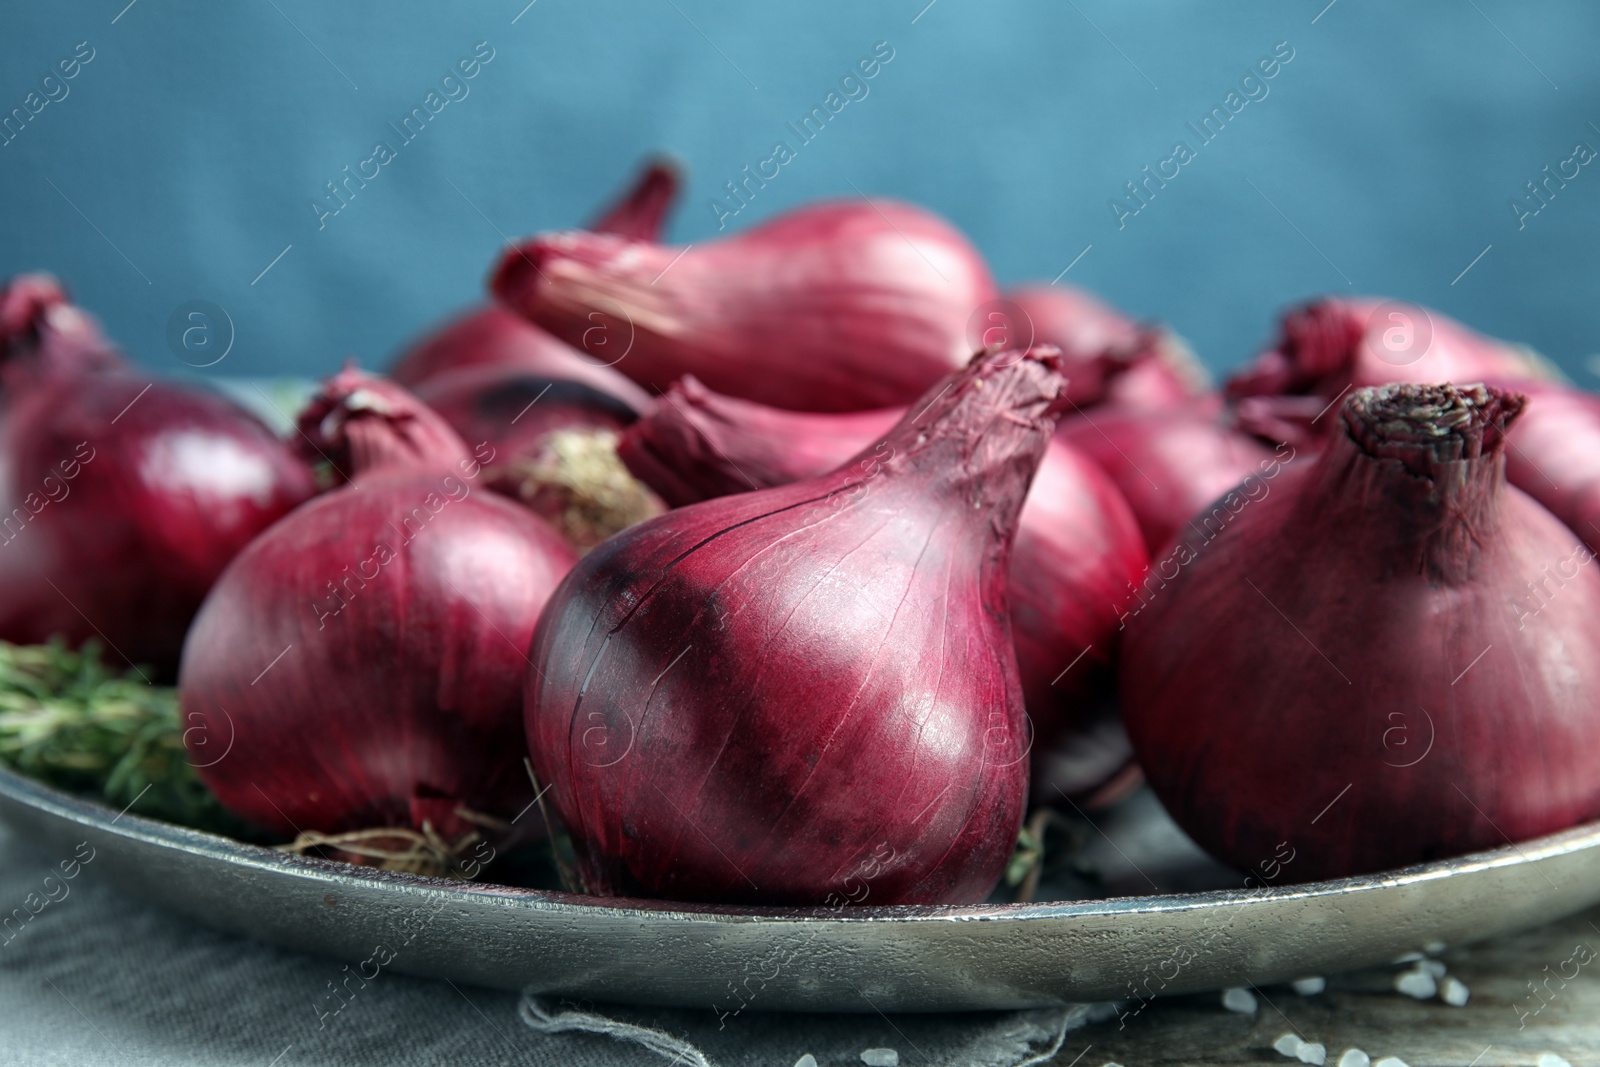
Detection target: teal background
<box><xmin>2</xmin><ymin>0</ymin><xmax>1598</xmax><ymax>384</ymax></box>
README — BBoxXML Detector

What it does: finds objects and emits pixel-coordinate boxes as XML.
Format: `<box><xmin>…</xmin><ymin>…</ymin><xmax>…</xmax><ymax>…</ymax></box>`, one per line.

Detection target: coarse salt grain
<box><xmin>1420</xmin><ymin>958</ymin><xmax>1447</xmax><ymax>978</ymax></box>
<box><xmin>1394</xmin><ymin>966</ymin><xmax>1437</xmax><ymax>999</ymax></box>
<box><xmin>1275</xmin><ymin>1034</ymin><xmax>1304</xmax><ymax>1058</ymax></box>
<box><xmin>1298</xmin><ymin>1042</ymin><xmax>1328</xmax><ymax>1065</ymax></box>
<box><xmin>795</xmin><ymin>1057</ymin><xmax>818</xmax><ymax>1067</ymax></box>
<box><xmin>1292</xmin><ymin>976</ymin><xmax>1327</xmax><ymax>996</ymax></box>
<box><xmin>1391</xmin><ymin>951</ymin><xmax>1424</xmax><ymax>965</ymax></box>
<box><xmin>1337</xmin><ymin>1051</ymin><xmax>1370</xmax><ymax>1067</ymax></box>
<box><xmin>1423</xmin><ymin>940</ymin><xmax>1446</xmax><ymax>955</ymax></box>
<box><xmin>1222</xmin><ymin>986</ymin><xmax>1258</xmax><ymax>1013</ymax></box>
<box><xmin>1440</xmin><ymin>976</ymin><xmax>1469</xmax><ymax>1006</ymax></box>
<box><xmin>1373</xmin><ymin>1058</ymin><xmax>1409</xmax><ymax>1067</ymax></box>
<box><xmin>860</xmin><ymin>1050</ymin><xmax>899</xmax><ymax>1067</ymax></box>
<box><xmin>1536</xmin><ymin>1054</ymin><xmax>1573</xmax><ymax>1067</ymax></box>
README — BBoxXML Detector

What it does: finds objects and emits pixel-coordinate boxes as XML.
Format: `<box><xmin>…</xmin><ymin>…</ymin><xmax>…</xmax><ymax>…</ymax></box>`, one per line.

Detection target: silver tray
<box><xmin>3</xmin><ymin>762</ymin><xmax>1598</xmax><ymax>1013</ymax></box>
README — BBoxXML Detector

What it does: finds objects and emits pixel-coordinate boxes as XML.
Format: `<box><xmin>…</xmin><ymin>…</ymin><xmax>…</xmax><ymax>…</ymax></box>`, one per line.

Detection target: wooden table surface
<box><xmin>1054</xmin><ymin>904</ymin><xmax>1600</xmax><ymax>1066</ymax></box>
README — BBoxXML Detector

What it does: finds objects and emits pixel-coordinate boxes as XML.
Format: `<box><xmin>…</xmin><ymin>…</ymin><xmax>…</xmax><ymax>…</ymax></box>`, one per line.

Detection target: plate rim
<box><xmin>6</xmin><ymin>761</ymin><xmax>1599</xmax><ymax>925</ymax></box>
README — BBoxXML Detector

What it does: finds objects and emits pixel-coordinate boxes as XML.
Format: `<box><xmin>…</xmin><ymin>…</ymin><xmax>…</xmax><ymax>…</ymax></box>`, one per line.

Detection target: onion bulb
<box><xmin>0</xmin><ymin>274</ymin><xmax>315</xmax><ymax>677</ymax></box>
<box><xmin>1121</xmin><ymin>383</ymin><xmax>1600</xmax><ymax>881</ymax></box>
<box><xmin>1227</xmin><ymin>297</ymin><xmax>1554</xmax><ymax>448</ymax></box>
<box><xmin>1005</xmin><ymin>284</ymin><xmax>1208</xmax><ymax>411</ymax></box>
<box><xmin>615</xmin><ymin>376</ymin><xmax>1148</xmax><ymax>768</ymax></box>
<box><xmin>179</xmin><ymin>370</ymin><xmax>576</xmax><ymax>844</ymax></box>
<box><xmin>492</xmin><ymin>199</ymin><xmax>998</xmax><ymax>412</ymax></box>
<box><xmin>1056</xmin><ymin>405</ymin><xmax>1274</xmax><ymax>554</ymax></box>
<box><xmin>527</xmin><ymin>348</ymin><xmax>1066</xmax><ymax>905</ymax></box>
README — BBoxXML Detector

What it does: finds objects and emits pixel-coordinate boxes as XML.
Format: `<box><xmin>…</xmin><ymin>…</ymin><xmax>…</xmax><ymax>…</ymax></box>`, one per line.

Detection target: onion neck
<box><xmin>1298</xmin><ymin>382</ymin><xmax>1524</xmax><ymax>584</ymax></box>
<box><xmin>862</xmin><ymin>347</ymin><xmax>1066</xmax><ymax>546</ymax></box>
<box><xmin>588</xmin><ymin>157</ymin><xmax>680</xmax><ymax>241</ymax></box>
<box><xmin>298</xmin><ymin>368</ymin><xmax>470</xmax><ymax>482</ymax></box>
<box><xmin>0</xmin><ymin>275</ymin><xmax>124</xmax><ymax>389</ymax></box>
<box><xmin>492</xmin><ymin>232</ymin><xmax>690</xmax><ymax>352</ymax></box>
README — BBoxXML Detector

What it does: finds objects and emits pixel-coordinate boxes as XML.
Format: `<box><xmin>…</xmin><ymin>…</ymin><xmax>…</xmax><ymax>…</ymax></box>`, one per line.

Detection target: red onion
<box><xmin>179</xmin><ymin>370</ymin><xmax>577</xmax><ymax>843</ymax></box>
<box><xmin>1494</xmin><ymin>378</ymin><xmax>1600</xmax><ymax>551</ymax></box>
<box><xmin>1227</xmin><ymin>297</ymin><xmax>1554</xmax><ymax>447</ymax></box>
<box><xmin>492</xmin><ymin>199</ymin><xmax>998</xmax><ymax>412</ymax></box>
<box><xmin>0</xmin><ymin>275</ymin><xmax>315</xmax><ymax>678</ymax></box>
<box><xmin>527</xmin><ymin>348</ymin><xmax>1065</xmax><ymax>905</ymax></box>
<box><xmin>387</xmin><ymin>157</ymin><xmax>678</xmax><ymax>400</ymax></box>
<box><xmin>1121</xmin><ymin>383</ymin><xmax>1600</xmax><ymax>881</ymax></box>
<box><xmin>615</xmin><ymin>376</ymin><xmax>1148</xmax><ymax>743</ymax></box>
<box><xmin>1005</xmin><ymin>284</ymin><xmax>1208</xmax><ymax>411</ymax></box>
<box><xmin>1056</xmin><ymin>405</ymin><xmax>1275</xmax><ymax>554</ymax></box>
<box><xmin>414</xmin><ymin>365</ymin><xmax>662</xmax><ymax>548</ymax></box>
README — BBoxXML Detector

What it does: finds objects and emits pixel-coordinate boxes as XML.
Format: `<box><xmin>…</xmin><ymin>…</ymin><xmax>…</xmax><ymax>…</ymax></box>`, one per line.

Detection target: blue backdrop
<box><xmin>3</xmin><ymin>0</ymin><xmax>1598</xmax><ymax>385</ymax></box>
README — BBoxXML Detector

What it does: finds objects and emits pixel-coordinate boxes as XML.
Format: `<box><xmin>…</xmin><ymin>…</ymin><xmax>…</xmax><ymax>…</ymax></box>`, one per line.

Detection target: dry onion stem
<box><xmin>491</xmin><ymin>428</ymin><xmax>662</xmax><ymax>550</ymax></box>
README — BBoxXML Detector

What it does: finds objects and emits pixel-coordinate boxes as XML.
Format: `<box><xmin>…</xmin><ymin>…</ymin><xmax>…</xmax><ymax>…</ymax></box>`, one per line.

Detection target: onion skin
<box><xmin>492</xmin><ymin>199</ymin><xmax>998</xmax><ymax>412</ymax></box>
<box><xmin>0</xmin><ymin>276</ymin><xmax>315</xmax><ymax>678</ymax></box>
<box><xmin>1227</xmin><ymin>297</ymin><xmax>1553</xmax><ymax>448</ymax></box>
<box><xmin>527</xmin><ymin>349</ymin><xmax>1064</xmax><ymax>905</ymax></box>
<box><xmin>0</xmin><ymin>274</ymin><xmax>122</xmax><ymax>385</ymax></box>
<box><xmin>1056</xmin><ymin>406</ymin><xmax>1274</xmax><ymax>554</ymax></box>
<box><xmin>415</xmin><ymin>365</ymin><xmax>641</xmax><ymax>453</ymax></box>
<box><xmin>616</xmin><ymin>376</ymin><xmax>1149</xmax><ymax>731</ymax></box>
<box><xmin>1005</xmin><ymin>284</ymin><xmax>1208</xmax><ymax>411</ymax></box>
<box><xmin>388</xmin><ymin>305</ymin><xmax>653</xmax><ymax>411</ymax></box>
<box><xmin>180</xmin><ymin>370</ymin><xmax>576</xmax><ymax>840</ymax></box>
<box><xmin>414</xmin><ymin>366</ymin><xmax>661</xmax><ymax>548</ymax></box>
<box><xmin>587</xmin><ymin>155</ymin><xmax>681</xmax><ymax>241</ymax></box>
<box><xmin>1121</xmin><ymin>383</ymin><xmax>1600</xmax><ymax>882</ymax></box>
<box><xmin>1493</xmin><ymin>379</ymin><xmax>1600</xmax><ymax>552</ymax></box>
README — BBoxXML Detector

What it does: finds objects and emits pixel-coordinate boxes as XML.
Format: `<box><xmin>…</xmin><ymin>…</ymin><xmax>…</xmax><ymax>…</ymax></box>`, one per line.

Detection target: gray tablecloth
<box><xmin>3</xmin><ymin>821</ymin><xmax>1597</xmax><ymax>1066</ymax></box>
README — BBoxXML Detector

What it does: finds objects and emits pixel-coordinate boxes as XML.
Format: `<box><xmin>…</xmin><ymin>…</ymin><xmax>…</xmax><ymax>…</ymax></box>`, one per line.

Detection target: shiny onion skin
<box><xmin>1121</xmin><ymin>383</ymin><xmax>1600</xmax><ymax>882</ymax></box>
<box><xmin>0</xmin><ymin>276</ymin><xmax>315</xmax><ymax>678</ymax></box>
<box><xmin>493</xmin><ymin>199</ymin><xmax>998</xmax><ymax>412</ymax></box>
<box><xmin>1494</xmin><ymin>378</ymin><xmax>1600</xmax><ymax>551</ymax></box>
<box><xmin>1227</xmin><ymin>297</ymin><xmax>1553</xmax><ymax>447</ymax></box>
<box><xmin>387</xmin><ymin>157</ymin><xmax>677</xmax><ymax>399</ymax></box>
<box><xmin>1056</xmin><ymin>405</ymin><xmax>1273</xmax><ymax>554</ymax></box>
<box><xmin>527</xmin><ymin>349</ymin><xmax>1065</xmax><ymax>905</ymax></box>
<box><xmin>615</xmin><ymin>376</ymin><xmax>1149</xmax><ymax>731</ymax></box>
<box><xmin>180</xmin><ymin>370</ymin><xmax>577</xmax><ymax>841</ymax></box>
<box><xmin>1005</xmin><ymin>284</ymin><xmax>1209</xmax><ymax>412</ymax></box>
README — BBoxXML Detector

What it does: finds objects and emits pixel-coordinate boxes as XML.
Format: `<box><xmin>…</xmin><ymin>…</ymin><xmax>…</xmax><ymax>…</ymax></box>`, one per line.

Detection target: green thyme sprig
<box><xmin>0</xmin><ymin>640</ymin><xmax>245</xmax><ymax>836</ymax></box>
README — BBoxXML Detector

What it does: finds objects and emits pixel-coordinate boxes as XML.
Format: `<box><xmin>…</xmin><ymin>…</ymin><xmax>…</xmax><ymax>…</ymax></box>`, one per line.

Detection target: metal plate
<box><xmin>3</xmin><ymin>763</ymin><xmax>1598</xmax><ymax>1013</ymax></box>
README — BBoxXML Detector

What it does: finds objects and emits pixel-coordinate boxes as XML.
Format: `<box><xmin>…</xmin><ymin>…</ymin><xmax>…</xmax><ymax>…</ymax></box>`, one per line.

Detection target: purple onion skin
<box><xmin>180</xmin><ymin>371</ymin><xmax>577</xmax><ymax>840</ymax></box>
<box><xmin>527</xmin><ymin>350</ymin><xmax>1063</xmax><ymax>906</ymax></box>
<box><xmin>1121</xmin><ymin>384</ymin><xmax>1600</xmax><ymax>882</ymax></box>
<box><xmin>414</xmin><ymin>364</ymin><xmax>641</xmax><ymax>455</ymax></box>
<box><xmin>1056</xmin><ymin>406</ymin><xmax>1273</xmax><ymax>555</ymax></box>
<box><xmin>617</xmin><ymin>377</ymin><xmax>1149</xmax><ymax>737</ymax></box>
<box><xmin>1225</xmin><ymin>297</ymin><xmax>1552</xmax><ymax>450</ymax></box>
<box><xmin>1006</xmin><ymin>284</ymin><xmax>1204</xmax><ymax>412</ymax></box>
<box><xmin>493</xmin><ymin>200</ymin><xmax>998</xmax><ymax>413</ymax></box>
<box><xmin>388</xmin><ymin>305</ymin><xmax>654</xmax><ymax>412</ymax></box>
<box><xmin>0</xmin><ymin>372</ymin><xmax>314</xmax><ymax>678</ymax></box>
<box><xmin>1495</xmin><ymin>378</ymin><xmax>1600</xmax><ymax>552</ymax></box>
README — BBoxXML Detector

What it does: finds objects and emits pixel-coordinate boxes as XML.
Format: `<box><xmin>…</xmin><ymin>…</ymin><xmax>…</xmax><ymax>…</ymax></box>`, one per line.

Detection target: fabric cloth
<box><xmin>0</xmin><ymin>824</ymin><xmax>1104</xmax><ymax>1066</ymax></box>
